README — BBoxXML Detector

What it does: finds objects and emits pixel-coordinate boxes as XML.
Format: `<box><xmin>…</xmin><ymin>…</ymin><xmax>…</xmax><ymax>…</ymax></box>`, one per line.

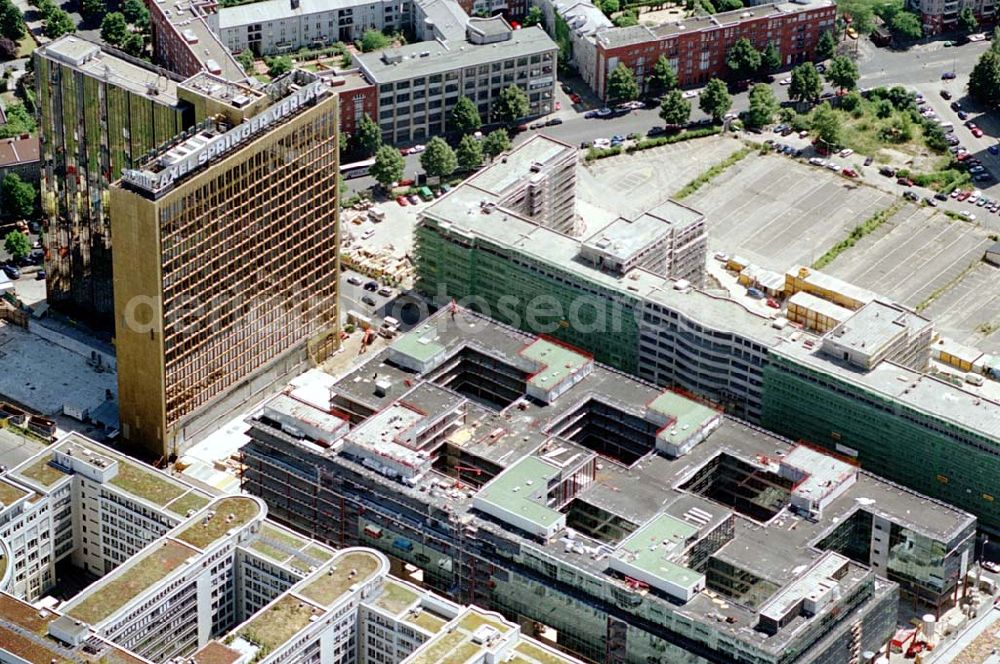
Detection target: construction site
<box><xmin>237</xmin><ymin>306</ymin><xmax>979</xmax><ymax>664</ymax></box>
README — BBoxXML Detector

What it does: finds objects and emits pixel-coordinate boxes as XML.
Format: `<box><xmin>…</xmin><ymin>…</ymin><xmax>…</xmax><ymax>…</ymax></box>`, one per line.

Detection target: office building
<box><xmin>240</xmin><ymin>307</ymin><xmax>978</xmax><ymax>663</ymax></box>
<box><xmin>356</xmin><ymin>18</ymin><xmax>557</xmax><ymax>143</ymax></box>
<box><xmin>0</xmin><ymin>434</ymin><xmax>579</xmax><ymax>664</ymax></box>
<box><xmin>110</xmin><ymin>70</ymin><xmax>340</xmax><ymax>460</ymax></box>
<box><xmin>33</xmin><ymin>37</ymin><xmax>194</xmax><ymax>320</ymax></box>
<box><xmin>412</xmin><ymin>140</ymin><xmax>1000</xmax><ymax>533</ymax></box>
<box><xmin>905</xmin><ymin>0</ymin><xmax>995</xmax><ymax>33</ymax></box>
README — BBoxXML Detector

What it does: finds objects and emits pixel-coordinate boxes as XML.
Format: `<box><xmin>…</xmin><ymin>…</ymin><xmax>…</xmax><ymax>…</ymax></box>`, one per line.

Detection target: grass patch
<box><xmin>673</xmin><ymin>147</ymin><xmax>752</xmax><ymax>200</ymax></box>
<box><xmin>304</xmin><ymin>545</ymin><xmax>333</xmax><ymax>562</ymax></box>
<box><xmin>165</xmin><ymin>491</ymin><xmax>210</xmax><ymax>517</ymax></box>
<box><xmin>109</xmin><ymin>460</ymin><xmax>186</xmax><ymax>507</ymax></box>
<box><xmin>408</xmin><ymin>609</ymin><xmax>448</xmax><ymax>634</ymax></box>
<box><xmin>0</xmin><ymin>478</ymin><xmax>27</xmax><ymax>506</ymax></box>
<box><xmin>16</xmin><ymin>454</ymin><xmax>66</xmax><ymax>487</ymax></box>
<box><xmin>896</xmin><ymin>167</ymin><xmax>970</xmax><ymax>193</ymax></box>
<box><xmin>457</xmin><ymin>611</ymin><xmax>510</xmax><ymax>634</ymax></box>
<box><xmin>514</xmin><ymin>641</ymin><xmax>574</xmax><ymax>664</ymax></box>
<box><xmin>239</xmin><ymin>595</ymin><xmax>322</xmax><ymax>651</ymax></box>
<box><xmin>916</xmin><ymin>258</ymin><xmax>981</xmax><ymax>312</ymax></box>
<box><xmin>812</xmin><ymin>201</ymin><xmax>903</xmax><ymax>269</ymax></box>
<box><xmin>299</xmin><ymin>551</ymin><xmax>381</xmax><ymax>606</ymax></box>
<box><xmin>371</xmin><ymin>580</ymin><xmax>419</xmax><ymax>615</ymax></box>
<box><xmin>174</xmin><ymin>496</ymin><xmax>260</xmax><ymax>549</ymax></box>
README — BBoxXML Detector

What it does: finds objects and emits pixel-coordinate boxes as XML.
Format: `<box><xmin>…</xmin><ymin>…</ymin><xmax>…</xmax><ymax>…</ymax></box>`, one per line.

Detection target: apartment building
<box><xmin>0</xmin><ymin>434</ymin><xmax>579</xmax><ymax>664</ymax></box>
<box><xmin>582</xmin><ymin>0</ymin><xmax>836</xmax><ymax>98</ymax></box>
<box><xmin>239</xmin><ymin>307</ymin><xmax>978</xmax><ymax>663</ymax></box>
<box><xmin>905</xmin><ymin>0</ymin><xmax>996</xmax><ymax>33</ymax></box>
<box><xmin>33</xmin><ymin>38</ymin><xmax>195</xmax><ymax>321</ymax></box>
<box><xmin>0</xmin><ymin>136</ymin><xmax>40</xmax><ymax>185</ymax></box>
<box><xmin>356</xmin><ymin>18</ymin><xmax>557</xmax><ymax>143</ymax></box>
<box><xmin>110</xmin><ymin>70</ymin><xmax>340</xmax><ymax>459</ymax></box>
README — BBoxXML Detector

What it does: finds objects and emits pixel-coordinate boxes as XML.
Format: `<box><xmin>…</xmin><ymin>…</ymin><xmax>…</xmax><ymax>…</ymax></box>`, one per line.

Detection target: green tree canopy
<box><xmin>450</xmin><ymin>95</ymin><xmax>482</xmax><ymax>135</ymax></box>
<box><xmin>237</xmin><ymin>49</ymin><xmax>256</xmax><ymax>73</ymax></box>
<box><xmin>80</xmin><ymin>0</ymin><xmax>105</xmax><ymax>19</ymax></box>
<box><xmin>1</xmin><ymin>175</ymin><xmax>35</xmax><ymax>221</ymax></box>
<box><xmin>100</xmin><ymin>12</ymin><xmax>129</xmax><ymax>46</ymax></box>
<box><xmin>493</xmin><ymin>85</ymin><xmax>530</xmax><ymax>124</ymax></box>
<box><xmin>648</xmin><ymin>55</ymin><xmax>678</xmax><ymax>95</ymax></box>
<box><xmin>3</xmin><ymin>229</ymin><xmax>31</xmax><ymax>258</ymax></box>
<box><xmin>606</xmin><ymin>62</ymin><xmax>639</xmax><ymax>102</ymax></box>
<box><xmin>699</xmin><ymin>78</ymin><xmax>732</xmax><ymax>122</ymax></box>
<box><xmin>265</xmin><ymin>55</ymin><xmax>292</xmax><ymax>77</ymax></box>
<box><xmin>0</xmin><ymin>35</ymin><xmax>16</xmax><ymax>59</ymax></box>
<box><xmin>482</xmin><ymin>129</ymin><xmax>511</xmax><ymax>161</ymax></box>
<box><xmin>816</xmin><ymin>30</ymin><xmax>836</xmax><ymax>60</ymax></box>
<box><xmin>969</xmin><ymin>47</ymin><xmax>1000</xmax><ymax>106</ymax></box>
<box><xmin>0</xmin><ymin>102</ymin><xmax>34</xmax><ymax>138</ymax></box>
<box><xmin>355</xmin><ymin>113</ymin><xmax>382</xmax><ymax>156</ymax></box>
<box><xmin>121</xmin><ymin>32</ymin><xmax>145</xmax><ymax>56</ymax></box>
<box><xmin>370</xmin><ymin>145</ymin><xmax>405</xmax><ymax>189</ymax></box>
<box><xmin>599</xmin><ymin>0</ymin><xmax>619</xmax><ymax>15</ymax></box>
<box><xmin>122</xmin><ymin>0</ymin><xmax>150</xmax><ymax>28</ymax></box>
<box><xmin>716</xmin><ymin>0</ymin><xmax>742</xmax><ymax>10</ymax></box>
<box><xmin>658</xmin><ymin>89</ymin><xmax>691</xmax><ymax>126</ymax></box>
<box><xmin>360</xmin><ymin>29</ymin><xmax>391</xmax><ymax>52</ymax></box>
<box><xmin>420</xmin><ymin>137</ymin><xmax>457</xmax><ymax>182</ymax></box>
<box><xmin>0</xmin><ymin>1</ymin><xmax>26</xmax><ymax>41</ymax></box>
<box><xmin>811</xmin><ymin>102</ymin><xmax>843</xmax><ymax>148</ymax></box>
<box><xmin>789</xmin><ymin>62</ymin><xmax>822</xmax><ymax>104</ymax></box>
<box><xmin>524</xmin><ymin>5</ymin><xmax>544</xmax><ymax>26</ymax></box>
<box><xmin>456</xmin><ymin>134</ymin><xmax>483</xmax><ymax>171</ymax></box>
<box><xmin>825</xmin><ymin>55</ymin><xmax>859</xmax><ymax>91</ymax></box>
<box><xmin>746</xmin><ymin>83</ymin><xmax>778</xmax><ymax>127</ymax></box>
<box><xmin>726</xmin><ymin>38</ymin><xmax>761</xmax><ymax>80</ymax></box>
<box><xmin>761</xmin><ymin>41</ymin><xmax>781</xmax><ymax>72</ymax></box>
<box><xmin>890</xmin><ymin>11</ymin><xmax>923</xmax><ymax>40</ymax></box>
<box><xmin>959</xmin><ymin>6</ymin><xmax>978</xmax><ymax>32</ymax></box>
<box><xmin>44</xmin><ymin>8</ymin><xmax>75</xmax><ymax>38</ymax></box>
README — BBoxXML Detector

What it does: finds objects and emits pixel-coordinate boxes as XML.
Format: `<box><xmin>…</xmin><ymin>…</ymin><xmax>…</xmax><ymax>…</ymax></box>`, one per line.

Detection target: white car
<box><xmin>779</xmin><ymin>78</ymin><xmax>791</xmax><ymax>85</ymax></box>
<box><xmin>839</xmin><ymin>148</ymin><xmax>853</xmax><ymax>157</ymax></box>
<box><xmin>593</xmin><ymin>138</ymin><xmax>611</xmax><ymax>148</ymax></box>
<box><xmin>361</xmin><ymin>228</ymin><xmax>376</xmax><ymax>240</ymax></box>
<box><xmin>408</xmin><ymin>144</ymin><xmax>426</xmax><ymax>154</ymax></box>
<box><xmin>960</xmin><ymin>210</ymin><xmax>976</xmax><ymax>220</ymax></box>
<box><xmin>713</xmin><ymin>251</ymin><xmax>729</xmax><ymax>262</ymax></box>
<box><xmin>682</xmin><ymin>90</ymin><xmax>698</xmax><ymax>99</ymax></box>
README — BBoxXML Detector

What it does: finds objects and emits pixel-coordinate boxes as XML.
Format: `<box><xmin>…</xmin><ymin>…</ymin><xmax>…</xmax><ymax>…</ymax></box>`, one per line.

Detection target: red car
<box><xmin>972</xmin><ymin>128</ymin><xmax>984</xmax><ymax>138</ymax></box>
<box><xmin>896</xmin><ymin>177</ymin><xmax>914</xmax><ymax>186</ymax></box>
<box><xmin>570</xmin><ymin>93</ymin><xmax>582</xmax><ymax>104</ymax></box>
<box><xmin>842</xmin><ymin>168</ymin><xmax>859</xmax><ymax>178</ymax></box>
<box><xmin>956</xmin><ymin>190</ymin><xmax>971</xmax><ymax>201</ymax></box>
<box><xmin>396</xmin><ymin>195</ymin><xmax>409</xmax><ymax>206</ymax></box>
<box><xmin>956</xmin><ymin>151</ymin><xmax>971</xmax><ymax>161</ymax></box>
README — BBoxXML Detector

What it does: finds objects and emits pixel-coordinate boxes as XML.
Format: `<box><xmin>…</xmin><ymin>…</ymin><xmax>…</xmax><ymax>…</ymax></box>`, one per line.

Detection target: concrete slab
<box><xmin>0</xmin><ymin>321</ymin><xmax>116</xmax><ymax>418</ymax></box>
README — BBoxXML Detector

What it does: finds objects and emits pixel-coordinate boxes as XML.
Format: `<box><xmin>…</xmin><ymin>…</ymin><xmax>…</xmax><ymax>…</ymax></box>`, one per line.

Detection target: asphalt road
<box><xmin>344</xmin><ymin>38</ymin><xmax>994</xmax><ymax>195</ymax></box>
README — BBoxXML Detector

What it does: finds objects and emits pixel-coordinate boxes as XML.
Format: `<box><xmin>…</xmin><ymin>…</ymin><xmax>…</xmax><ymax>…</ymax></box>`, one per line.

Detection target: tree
<box><xmin>360</xmin><ymin>29</ymin><xmax>390</xmax><ymax>52</ymax></box>
<box><xmin>1</xmin><ymin>175</ymin><xmax>35</xmax><ymax>221</ymax></box>
<box><xmin>648</xmin><ymin>55</ymin><xmax>678</xmax><ymax>96</ymax></box>
<box><xmin>658</xmin><ymin>90</ymin><xmax>691</xmax><ymax>126</ymax></box>
<box><xmin>789</xmin><ymin>62</ymin><xmax>822</xmax><ymax>104</ymax></box>
<box><xmin>493</xmin><ymin>85</ymin><xmax>529</xmax><ymax>124</ymax></box>
<box><xmin>524</xmin><ymin>5</ymin><xmax>544</xmax><ymax>27</ymax></box>
<box><xmin>101</xmin><ymin>12</ymin><xmax>129</xmax><ymax>47</ymax></box>
<box><xmin>698</xmin><ymin>78</ymin><xmax>732</xmax><ymax>122</ymax></box>
<box><xmin>237</xmin><ymin>49</ymin><xmax>256</xmax><ymax>73</ymax></box>
<box><xmin>420</xmin><ymin>137</ymin><xmax>457</xmax><ymax>183</ymax></box>
<box><xmin>613</xmin><ymin>10</ymin><xmax>637</xmax><ymax>27</ymax></box>
<box><xmin>482</xmin><ymin>129</ymin><xmax>511</xmax><ymax>161</ymax></box>
<box><xmin>811</xmin><ymin>102</ymin><xmax>842</xmax><ymax>148</ymax></box>
<box><xmin>761</xmin><ymin>41</ymin><xmax>781</xmax><ymax>72</ymax></box>
<box><xmin>726</xmin><ymin>38</ymin><xmax>761</xmax><ymax>80</ymax></box>
<box><xmin>44</xmin><ymin>9</ymin><xmax>75</xmax><ymax>38</ymax></box>
<box><xmin>874</xmin><ymin>98</ymin><xmax>893</xmax><ymax>118</ymax></box>
<box><xmin>0</xmin><ymin>35</ymin><xmax>16</xmax><ymax>59</ymax></box>
<box><xmin>746</xmin><ymin>84</ymin><xmax>778</xmax><ymax>127</ymax></box>
<box><xmin>370</xmin><ymin>145</ymin><xmax>405</xmax><ymax>189</ymax></box>
<box><xmin>0</xmin><ymin>1</ymin><xmax>25</xmax><ymax>41</ymax></box>
<box><xmin>959</xmin><ymin>6</ymin><xmax>978</xmax><ymax>33</ymax></box>
<box><xmin>355</xmin><ymin>114</ymin><xmax>382</xmax><ymax>157</ymax></box>
<box><xmin>890</xmin><ymin>11</ymin><xmax>923</xmax><ymax>40</ymax></box>
<box><xmin>121</xmin><ymin>0</ymin><xmax>150</xmax><ymax>29</ymax></box>
<box><xmin>825</xmin><ymin>55</ymin><xmax>859</xmax><ymax>91</ymax></box>
<box><xmin>599</xmin><ymin>0</ymin><xmax>619</xmax><ymax>15</ymax></box>
<box><xmin>0</xmin><ymin>102</ymin><xmax>34</xmax><ymax>138</ymax></box>
<box><xmin>717</xmin><ymin>0</ymin><xmax>742</xmax><ymax>10</ymax></box>
<box><xmin>456</xmin><ymin>134</ymin><xmax>483</xmax><ymax>171</ymax></box>
<box><xmin>606</xmin><ymin>62</ymin><xmax>639</xmax><ymax>102</ymax></box>
<box><xmin>121</xmin><ymin>32</ymin><xmax>145</xmax><ymax>57</ymax></box>
<box><xmin>3</xmin><ymin>230</ymin><xmax>30</xmax><ymax>259</ymax></box>
<box><xmin>968</xmin><ymin>47</ymin><xmax>1000</xmax><ymax>106</ymax></box>
<box><xmin>815</xmin><ymin>30</ymin><xmax>836</xmax><ymax>61</ymax></box>
<box><xmin>450</xmin><ymin>96</ymin><xmax>481</xmax><ymax>135</ymax></box>
<box><xmin>80</xmin><ymin>0</ymin><xmax>105</xmax><ymax>19</ymax></box>
<box><xmin>265</xmin><ymin>55</ymin><xmax>292</xmax><ymax>77</ymax></box>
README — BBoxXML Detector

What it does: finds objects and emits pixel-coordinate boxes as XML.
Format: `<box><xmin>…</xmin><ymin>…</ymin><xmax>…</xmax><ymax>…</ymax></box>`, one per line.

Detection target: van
<box><xmin>965</xmin><ymin>372</ymin><xmax>985</xmax><ymax>386</ymax></box>
<box><xmin>379</xmin><ymin>316</ymin><xmax>400</xmax><ymax>338</ymax></box>
<box><xmin>368</xmin><ymin>208</ymin><xmax>385</xmax><ymax>223</ymax></box>
<box><xmin>938</xmin><ymin>121</ymin><xmax>954</xmax><ymax>131</ymax></box>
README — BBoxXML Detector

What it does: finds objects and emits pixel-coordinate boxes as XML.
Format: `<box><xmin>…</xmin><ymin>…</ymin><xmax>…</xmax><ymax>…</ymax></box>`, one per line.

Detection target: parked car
<box><xmin>595</xmin><ymin>107</ymin><xmax>613</xmax><ymax>117</ymax></box>
<box><xmin>2</xmin><ymin>264</ymin><xmax>20</xmax><ymax>280</ymax></box>
<box><xmin>529</xmin><ymin>121</ymin><xmax>545</xmax><ymax>129</ymax></box>
<box><xmin>779</xmin><ymin>77</ymin><xmax>791</xmax><ymax>85</ymax></box>
<box><xmin>989</xmin><ymin>144</ymin><xmax>999</xmax><ymax>155</ymax></box>
<box><xmin>934</xmin><ymin>192</ymin><xmax>949</xmax><ymax>201</ymax></box>
<box><xmin>347</xmin><ymin>275</ymin><xmax>363</xmax><ymax>286</ymax></box>
<box><xmin>363</xmin><ymin>281</ymin><xmax>379</xmax><ymax>292</ymax></box>
<box><xmin>407</xmin><ymin>194</ymin><xmax>420</xmax><ymax>205</ymax></box>
<box><xmin>941</xmin><ymin>71</ymin><xmax>956</xmax><ymax>80</ymax></box>
<box><xmin>682</xmin><ymin>90</ymin><xmax>698</xmax><ymax>98</ymax></box>
<box><xmin>896</xmin><ymin>177</ymin><xmax>914</xmax><ymax>186</ymax></box>
<box><xmin>396</xmin><ymin>195</ymin><xmax>409</xmax><ymax>206</ymax></box>
<box><xmin>839</xmin><ymin>148</ymin><xmax>854</xmax><ymax>157</ymax></box>
<box><xmin>972</xmin><ymin>127</ymin><xmax>984</xmax><ymax>138</ymax></box>
<box><xmin>864</xmin><ymin>155</ymin><xmax>874</xmax><ymax>166</ymax></box>
<box><xmin>409</xmin><ymin>144</ymin><xmax>426</xmax><ymax>154</ymax></box>
<box><xmin>377</xmin><ymin>286</ymin><xmax>394</xmax><ymax>297</ymax></box>
<box><xmin>903</xmin><ymin>191</ymin><xmax>920</xmax><ymax>202</ymax></box>
<box><xmin>880</xmin><ymin>166</ymin><xmax>897</xmax><ymax>177</ymax></box>
<box><xmin>361</xmin><ymin>295</ymin><xmax>377</xmax><ymax>307</ymax></box>
<box><xmin>842</xmin><ymin>168</ymin><xmax>859</xmax><ymax>178</ymax></box>
<box><xmin>950</xmin><ymin>101</ymin><xmax>962</xmax><ymax>111</ymax></box>
<box><xmin>923</xmin><ymin>197</ymin><xmax>938</xmax><ymax>207</ymax></box>
<box><xmin>570</xmin><ymin>93</ymin><xmax>582</xmax><ymax>104</ymax></box>
<box><xmin>958</xmin><ymin>110</ymin><xmax>969</xmax><ymax>120</ymax></box>
<box><xmin>647</xmin><ymin>126</ymin><xmax>667</xmax><ymax>137</ymax></box>
<box><xmin>35</xmin><ymin>270</ymin><xmax>45</xmax><ymax>281</ymax></box>
<box><xmin>545</xmin><ymin>118</ymin><xmax>563</xmax><ymax>126</ymax></box>
<box><xmin>960</xmin><ymin>210</ymin><xmax>976</xmax><ymax>220</ymax></box>
<box><xmin>361</xmin><ymin>228</ymin><xmax>375</xmax><ymax>240</ymax></box>
<box><xmin>940</xmin><ymin>90</ymin><xmax>952</xmax><ymax>99</ymax></box>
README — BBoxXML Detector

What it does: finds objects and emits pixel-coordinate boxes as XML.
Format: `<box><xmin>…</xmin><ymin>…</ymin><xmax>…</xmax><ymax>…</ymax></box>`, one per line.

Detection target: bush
<box><xmin>626</xmin><ymin>126</ymin><xmax>721</xmax><ymax>152</ymax></box>
<box><xmin>584</xmin><ymin>146</ymin><xmax>624</xmax><ymax>161</ymax></box>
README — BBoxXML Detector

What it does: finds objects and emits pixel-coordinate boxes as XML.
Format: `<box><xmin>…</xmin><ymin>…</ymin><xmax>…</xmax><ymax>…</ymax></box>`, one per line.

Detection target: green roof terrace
<box><xmin>368</xmin><ymin>579</ymin><xmax>419</xmax><ymax>616</ymax></box>
<box><xmin>65</xmin><ymin>539</ymin><xmax>198</xmax><ymax>625</ymax></box>
<box><xmin>404</xmin><ymin>609</ymin><xmax>516</xmax><ymax>664</ymax></box>
<box><xmin>13</xmin><ymin>454</ymin><xmax>68</xmax><ymax>488</ymax></box>
<box><xmin>0</xmin><ymin>478</ymin><xmax>28</xmax><ymax>506</ymax></box>
<box><xmin>237</xmin><ymin>595</ymin><xmax>324</xmax><ymax>652</ymax></box>
<box><xmin>174</xmin><ymin>496</ymin><xmax>261</xmax><ymax>549</ymax></box>
<box><xmin>472</xmin><ymin>456</ymin><xmax>565</xmax><ymax>540</ymax></box>
<box><xmin>108</xmin><ymin>457</ymin><xmax>187</xmax><ymax>507</ymax></box>
<box><xmin>298</xmin><ymin>550</ymin><xmax>383</xmax><ymax>607</ymax></box>
<box><xmin>389</xmin><ymin>324</ymin><xmax>448</xmax><ymax>372</ymax></box>
<box><xmin>165</xmin><ymin>490</ymin><xmax>211</xmax><ymax>517</ymax></box>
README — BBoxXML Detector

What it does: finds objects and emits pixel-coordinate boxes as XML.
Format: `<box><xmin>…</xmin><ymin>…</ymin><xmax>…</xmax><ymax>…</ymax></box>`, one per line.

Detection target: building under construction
<box><xmin>240</xmin><ymin>307</ymin><xmax>976</xmax><ymax>664</ymax></box>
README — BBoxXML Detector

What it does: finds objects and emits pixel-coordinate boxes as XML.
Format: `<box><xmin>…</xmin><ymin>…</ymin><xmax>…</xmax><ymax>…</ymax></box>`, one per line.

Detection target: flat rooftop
<box><xmin>610</xmin><ymin>512</ymin><xmax>702</xmax><ymax>591</ymax></box>
<box><xmin>155</xmin><ymin>0</ymin><xmax>246</xmax><ymax>82</ymax></box>
<box><xmin>404</xmin><ymin>608</ymin><xmax>518</xmax><ymax>664</ymax></box>
<box><xmin>824</xmin><ymin>300</ymin><xmax>927</xmax><ymax>355</ymax></box>
<box><xmin>237</xmin><ymin>594</ymin><xmax>325</xmax><ymax>651</ymax></box>
<box><xmin>464</xmin><ymin>134</ymin><xmax>574</xmax><ymax>198</ymax></box>
<box><xmin>38</xmin><ymin>36</ymin><xmax>181</xmax><ymax>105</ymax></box>
<box><xmin>172</xmin><ymin>496</ymin><xmax>261</xmax><ymax>549</ymax></box>
<box><xmin>355</xmin><ymin>26</ymin><xmax>556</xmax><ymax>84</ymax></box>
<box><xmin>218</xmin><ymin>0</ymin><xmax>375</xmax><ymax>28</ymax></box>
<box><xmin>787</xmin><ymin>264</ymin><xmax>876</xmax><ymax>306</ymax></box>
<box><xmin>787</xmin><ymin>291</ymin><xmax>854</xmax><ymax>322</ymax></box>
<box><xmin>298</xmin><ymin>549</ymin><xmax>384</xmax><ymax>606</ymax></box>
<box><xmin>520</xmin><ymin>338</ymin><xmax>592</xmax><ymax>394</ymax></box>
<box><xmin>474</xmin><ymin>456</ymin><xmax>565</xmax><ymax>531</ymax></box>
<box><xmin>64</xmin><ymin>539</ymin><xmax>199</xmax><ymax>625</ymax></box>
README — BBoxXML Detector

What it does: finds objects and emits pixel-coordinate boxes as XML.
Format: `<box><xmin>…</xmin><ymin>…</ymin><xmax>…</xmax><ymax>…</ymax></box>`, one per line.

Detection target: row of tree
<box><xmin>0</xmin><ymin>0</ymin><xmax>25</xmax><ymax>52</ymax></box>
<box><xmin>1</xmin><ymin>173</ymin><xmax>36</xmax><ymax>221</ymax></box>
<box><xmin>969</xmin><ymin>28</ymin><xmax>1000</xmax><ymax>107</ymax></box>
<box><xmin>98</xmin><ymin>0</ymin><xmax>151</xmax><ymax>58</ymax></box>
<box><xmin>27</xmin><ymin>0</ymin><xmax>74</xmax><ymax>39</ymax></box>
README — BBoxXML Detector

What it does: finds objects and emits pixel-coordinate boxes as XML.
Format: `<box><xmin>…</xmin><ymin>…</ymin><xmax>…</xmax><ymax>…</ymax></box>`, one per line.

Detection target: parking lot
<box><xmin>922</xmin><ymin>262</ymin><xmax>1000</xmax><ymax>354</ymax></box>
<box><xmin>685</xmin><ymin>152</ymin><xmax>900</xmax><ymax>268</ymax></box>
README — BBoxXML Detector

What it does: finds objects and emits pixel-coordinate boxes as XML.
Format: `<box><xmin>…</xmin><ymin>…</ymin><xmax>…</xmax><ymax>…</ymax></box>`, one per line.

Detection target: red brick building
<box><xmin>331</xmin><ymin>71</ymin><xmax>378</xmax><ymax>139</ymax></box>
<box><xmin>591</xmin><ymin>0</ymin><xmax>836</xmax><ymax>99</ymax></box>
